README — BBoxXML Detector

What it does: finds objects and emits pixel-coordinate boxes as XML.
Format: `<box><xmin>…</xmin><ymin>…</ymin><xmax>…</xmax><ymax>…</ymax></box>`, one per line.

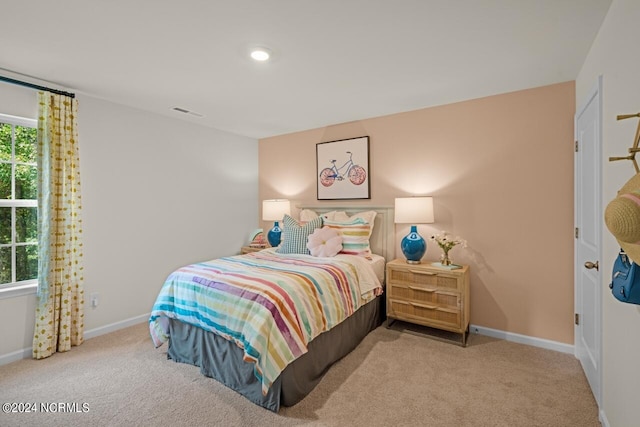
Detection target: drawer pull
<box><xmin>408</xmin><ymin>285</ymin><xmax>436</xmax><ymax>292</ymax></box>
<box><xmin>409</xmin><ymin>301</ymin><xmax>437</xmax><ymax>310</ymax></box>
<box><xmin>409</xmin><ymin>269</ymin><xmax>436</xmax><ymax>276</ymax></box>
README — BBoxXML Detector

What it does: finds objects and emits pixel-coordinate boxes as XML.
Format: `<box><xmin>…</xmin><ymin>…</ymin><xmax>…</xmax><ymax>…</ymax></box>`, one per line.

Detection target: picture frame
<box><xmin>316</xmin><ymin>136</ymin><xmax>370</xmax><ymax>200</ymax></box>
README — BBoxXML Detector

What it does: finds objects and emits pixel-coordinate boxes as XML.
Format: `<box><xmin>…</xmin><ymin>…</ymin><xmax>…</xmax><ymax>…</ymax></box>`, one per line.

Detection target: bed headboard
<box><xmin>296</xmin><ymin>205</ymin><xmax>395</xmax><ymax>261</ymax></box>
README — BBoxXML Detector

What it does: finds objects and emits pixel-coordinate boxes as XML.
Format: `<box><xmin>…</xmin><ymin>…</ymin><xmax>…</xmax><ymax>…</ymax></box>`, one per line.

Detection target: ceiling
<box><xmin>1</xmin><ymin>1</ymin><xmax>611</xmax><ymax>139</ymax></box>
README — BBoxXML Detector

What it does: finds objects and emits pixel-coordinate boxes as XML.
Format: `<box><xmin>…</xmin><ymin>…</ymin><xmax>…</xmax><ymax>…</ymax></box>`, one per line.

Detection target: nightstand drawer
<box><xmin>388</xmin><ymin>299</ymin><xmax>461</xmax><ymax>329</ymax></box>
<box><xmin>387</xmin><ymin>267</ymin><xmax>460</xmax><ymax>291</ymax></box>
<box><xmin>388</xmin><ymin>283</ymin><xmax>459</xmax><ymax>309</ymax></box>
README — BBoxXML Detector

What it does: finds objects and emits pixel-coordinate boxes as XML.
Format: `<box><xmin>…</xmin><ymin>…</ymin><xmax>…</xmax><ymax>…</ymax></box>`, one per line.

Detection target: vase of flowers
<box><xmin>430</xmin><ymin>231</ymin><xmax>467</xmax><ymax>266</ymax></box>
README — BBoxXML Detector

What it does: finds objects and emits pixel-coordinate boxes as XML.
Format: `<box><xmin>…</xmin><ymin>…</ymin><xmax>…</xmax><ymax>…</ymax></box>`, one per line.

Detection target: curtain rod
<box><xmin>0</xmin><ymin>75</ymin><xmax>75</xmax><ymax>99</ymax></box>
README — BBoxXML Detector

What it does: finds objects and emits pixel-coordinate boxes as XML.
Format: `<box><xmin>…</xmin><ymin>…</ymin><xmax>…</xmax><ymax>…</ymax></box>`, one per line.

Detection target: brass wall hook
<box><xmin>609</xmin><ymin>113</ymin><xmax>640</xmax><ymax>173</ymax></box>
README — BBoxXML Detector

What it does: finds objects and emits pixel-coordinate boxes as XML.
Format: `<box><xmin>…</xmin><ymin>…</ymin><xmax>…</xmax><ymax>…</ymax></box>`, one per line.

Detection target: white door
<box><xmin>574</xmin><ymin>76</ymin><xmax>602</xmax><ymax>406</ymax></box>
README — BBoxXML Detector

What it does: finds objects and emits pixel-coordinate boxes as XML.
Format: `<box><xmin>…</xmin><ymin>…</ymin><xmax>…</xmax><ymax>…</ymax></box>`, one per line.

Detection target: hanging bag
<box><xmin>604</xmin><ymin>173</ymin><xmax>640</xmax><ymax>305</ymax></box>
<box><xmin>609</xmin><ymin>249</ymin><xmax>640</xmax><ymax>305</ymax></box>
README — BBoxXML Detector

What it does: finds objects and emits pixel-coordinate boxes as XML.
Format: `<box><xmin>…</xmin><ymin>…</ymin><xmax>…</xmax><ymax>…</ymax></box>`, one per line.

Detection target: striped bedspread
<box><xmin>149</xmin><ymin>249</ymin><xmax>382</xmax><ymax>395</ymax></box>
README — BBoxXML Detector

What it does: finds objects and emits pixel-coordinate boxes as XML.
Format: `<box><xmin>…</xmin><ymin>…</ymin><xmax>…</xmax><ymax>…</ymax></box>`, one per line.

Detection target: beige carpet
<box><xmin>0</xmin><ymin>322</ymin><xmax>599</xmax><ymax>427</ymax></box>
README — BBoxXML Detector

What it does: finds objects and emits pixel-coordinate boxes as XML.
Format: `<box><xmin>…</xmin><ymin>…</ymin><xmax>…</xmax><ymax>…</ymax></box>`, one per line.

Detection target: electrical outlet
<box><xmin>91</xmin><ymin>293</ymin><xmax>99</xmax><ymax>308</ymax></box>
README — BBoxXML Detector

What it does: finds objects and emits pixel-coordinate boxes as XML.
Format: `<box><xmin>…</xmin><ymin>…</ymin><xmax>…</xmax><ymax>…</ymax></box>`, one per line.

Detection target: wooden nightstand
<box><xmin>386</xmin><ymin>259</ymin><xmax>470</xmax><ymax>346</ymax></box>
<box><xmin>241</xmin><ymin>246</ymin><xmax>266</xmax><ymax>254</ymax></box>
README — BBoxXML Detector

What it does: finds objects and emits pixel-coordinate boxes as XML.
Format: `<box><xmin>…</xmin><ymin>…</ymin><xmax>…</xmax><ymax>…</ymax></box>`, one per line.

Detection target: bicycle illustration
<box><xmin>319</xmin><ymin>151</ymin><xmax>367</xmax><ymax>187</ymax></box>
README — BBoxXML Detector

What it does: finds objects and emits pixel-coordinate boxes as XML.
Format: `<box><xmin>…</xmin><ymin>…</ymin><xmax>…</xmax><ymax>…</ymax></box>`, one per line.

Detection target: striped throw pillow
<box><xmin>323</xmin><ymin>217</ymin><xmax>373</xmax><ymax>258</ymax></box>
<box><xmin>333</xmin><ymin>210</ymin><xmax>377</xmax><ymax>226</ymax></box>
<box><xmin>276</xmin><ymin>214</ymin><xmax>323</xmax><ymax>255</ymax></box>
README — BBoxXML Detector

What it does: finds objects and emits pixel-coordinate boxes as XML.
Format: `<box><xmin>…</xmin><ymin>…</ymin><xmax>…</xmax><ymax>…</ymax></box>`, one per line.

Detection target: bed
<box><xmin>149</xmin><ymin>206</ymin><xmax>394</xmax><ymax>412</ymax></box>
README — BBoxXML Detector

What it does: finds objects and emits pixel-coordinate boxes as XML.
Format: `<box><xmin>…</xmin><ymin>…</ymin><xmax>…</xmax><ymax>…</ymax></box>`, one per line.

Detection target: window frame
<box><xmin>0</xmin><ymin>113</ymin><xmax>38</xmax><ymax>299</ymax></box>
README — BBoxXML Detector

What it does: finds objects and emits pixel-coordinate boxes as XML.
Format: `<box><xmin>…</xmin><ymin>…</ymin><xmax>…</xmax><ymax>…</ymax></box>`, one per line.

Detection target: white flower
<box><xmin>430</xmin><ymin>231</ymin><xmax>467</xmax><ymax>252</ymax></box>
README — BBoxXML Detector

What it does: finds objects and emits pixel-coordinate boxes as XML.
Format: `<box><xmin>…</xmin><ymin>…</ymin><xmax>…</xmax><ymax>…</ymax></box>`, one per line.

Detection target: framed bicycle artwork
<box><xmin>316</xmin><ymin>136</ymin><xmax>370</xmax><ymax>200</ymax></box>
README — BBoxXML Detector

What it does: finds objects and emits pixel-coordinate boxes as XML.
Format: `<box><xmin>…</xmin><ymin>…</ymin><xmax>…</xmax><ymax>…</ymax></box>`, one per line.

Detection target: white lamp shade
<box><xmin>394</xmin><ymin>197</ymin><xmax>434</xmax><ymax>224</ymax></box>
<box><xmin>262</xmin><ymin>199</ymin><xmax>291</xmax><ymax>221</ymax></box>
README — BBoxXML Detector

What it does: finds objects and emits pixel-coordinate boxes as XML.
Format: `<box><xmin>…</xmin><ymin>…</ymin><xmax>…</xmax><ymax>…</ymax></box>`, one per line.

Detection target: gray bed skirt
<box><xmin>167</xmin><ymin>295</ymin><xmax>384</xmax><ymax>412</ymax></box>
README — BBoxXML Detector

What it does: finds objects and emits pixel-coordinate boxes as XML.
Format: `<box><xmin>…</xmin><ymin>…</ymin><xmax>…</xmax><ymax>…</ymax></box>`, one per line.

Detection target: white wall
<box><xmin>0</xmin><ymin>82</ymin><xmax>258</xmax><ymax>358</ymax></box>
<box><xmin>576</xmin><ymin>1</ymin><xmax>640</xmax><ymax>426</ymax></box>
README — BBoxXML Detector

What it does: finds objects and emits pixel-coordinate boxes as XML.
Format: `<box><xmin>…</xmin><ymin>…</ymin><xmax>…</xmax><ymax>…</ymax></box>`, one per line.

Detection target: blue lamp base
<box><xmin>401</xmin><ymin>225</ymin><xmax>426</xmax><ymax>264</ymax></box>
<box><xmin>267</xmin><ymin>221</ymin><xmax>282</xmax><ymax>247</ymax></box>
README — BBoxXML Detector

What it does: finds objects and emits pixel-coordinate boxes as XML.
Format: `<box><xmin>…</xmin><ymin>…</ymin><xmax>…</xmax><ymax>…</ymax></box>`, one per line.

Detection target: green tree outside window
<box><xmin>0</xmin><ymin>118</ymin><xmax>38</xmax><ymax>285</ymax></box>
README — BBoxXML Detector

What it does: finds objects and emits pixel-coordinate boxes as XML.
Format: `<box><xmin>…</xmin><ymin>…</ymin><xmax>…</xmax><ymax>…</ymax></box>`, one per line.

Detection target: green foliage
<box><xmin>0</xmin><ymin>207</ymin><xmax>9</xmax><ymax>244</ymax></box>
<box><xmin>15</xmin><ymin>164</ymin><xmax>37</xmax><ymax>199</ymax></box>
<box><xmin>16</xmin><ymin>207</ymin><xmax>37</xmax><ymax>243</ymax></box>
<box><xmin>15</xmin><ymin>125</ymin><xmax>37</xmax><ymax>163</ymax></box>
<box><xmin>0</xmin><ymin>123</ymin><xmax>10</xmax><ymax>161</ymax></box>
<box><xmin>0</xmin><ymin>122</ymin><xmax>38</xmax><ymax>285</ymax></box>
<box><xmin>0</xmin><ymin>162</ymin><xmax>9</xmax><ymax>200</ymax></box>
<box><xmin>0</xmin><ymin>247</ymin><xmax>10</xmax><ymax>284</ymax></box>
<box><xmin>16</xmin><ymin>244</ymin><xmax>37</xmax><ymax>281</ymax></box>
<box><xmin>0</xmin><ymin>123</ymin><xmax>37</xmax><ymax>200</ymax></box>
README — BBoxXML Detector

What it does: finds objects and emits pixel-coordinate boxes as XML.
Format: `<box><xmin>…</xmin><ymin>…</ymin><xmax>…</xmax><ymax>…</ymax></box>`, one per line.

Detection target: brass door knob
<box><xmin>584</xmin><ymin>261</ymin><xmax>599</xmax><ymax>271</ymax></box>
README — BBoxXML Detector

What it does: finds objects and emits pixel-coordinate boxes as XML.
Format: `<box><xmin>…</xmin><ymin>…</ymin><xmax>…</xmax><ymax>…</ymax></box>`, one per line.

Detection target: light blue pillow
<box><xmin>276</xmin><ymin>214</ymin><xmax>323</xmax><ymax>254</ymax></box>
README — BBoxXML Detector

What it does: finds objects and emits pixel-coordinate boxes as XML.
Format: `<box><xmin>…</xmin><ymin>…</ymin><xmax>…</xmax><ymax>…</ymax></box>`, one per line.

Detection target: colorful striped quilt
<box><xmin>149</xmin><ymin>249</ymin><xmax>381</xmax><ymax>395</ymax></box>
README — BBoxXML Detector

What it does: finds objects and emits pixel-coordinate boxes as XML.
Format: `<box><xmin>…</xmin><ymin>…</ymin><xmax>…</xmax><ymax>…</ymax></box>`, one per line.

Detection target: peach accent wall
<box><xmin>259</xmin><ymin>81</ymin><xmax>575</xmax><ymax>344</ymax></box>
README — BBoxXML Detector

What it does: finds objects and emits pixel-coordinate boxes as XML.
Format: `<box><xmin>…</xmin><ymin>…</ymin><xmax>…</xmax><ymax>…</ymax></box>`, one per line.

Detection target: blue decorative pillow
<box><xmin>276</xmin><ymin>214</ymin><xmax>323</xmax><ymax>254</ymax></box>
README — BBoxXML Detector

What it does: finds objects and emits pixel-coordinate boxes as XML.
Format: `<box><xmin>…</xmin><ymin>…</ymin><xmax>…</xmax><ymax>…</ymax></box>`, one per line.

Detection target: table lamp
<box><xmin>394</xmin><ymin>197</ymin><xmax>435</xmax><ymax>264</ymax></box>
<box><xmin>262</xmin><ymin>199</ymin><xmax>291</xmax><ymax>247</ymax></box>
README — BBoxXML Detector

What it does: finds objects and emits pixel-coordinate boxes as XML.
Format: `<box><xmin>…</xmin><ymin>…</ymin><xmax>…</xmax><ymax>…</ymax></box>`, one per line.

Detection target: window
<box><xmin>0</xmin><ymin>113</ymin><xmax>38</xmax><ymax>292</ymax></box>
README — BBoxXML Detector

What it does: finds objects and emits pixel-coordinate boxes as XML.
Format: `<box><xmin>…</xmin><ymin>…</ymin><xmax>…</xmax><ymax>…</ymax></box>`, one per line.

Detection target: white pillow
<box><xmin>299</xmin><ymin>209</ymin><xmax>340</xmax><ymax>223</ymax></box>
<box><xmin>333</xmin><ymin>210</ymin><xmax>377</xmax><ymax>232</ymax></box>
<box><xmin>323</xmin><ymin>217</ymin><xmax>374</xmax><ymax>258</ymax></box>
<box><xmin>300</xmin><ymin>209</ymin><xmax>319</xmax><ymax>222</ymax></box>
<box><xmin>306</xmin><ymin>226</ymin><xmax>343</xmax><ymax>257</ymax></box>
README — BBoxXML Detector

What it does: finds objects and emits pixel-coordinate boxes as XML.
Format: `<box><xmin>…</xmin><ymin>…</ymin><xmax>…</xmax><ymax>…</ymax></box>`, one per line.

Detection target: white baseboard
<box><xmin>0</xmin><ymin>347</ymin><xmax>34</xmax><ymax>366</ymax></box>
<box><xmin>1</xmin><ymin>318</ymin><xmax>575</xmax><ymax>365</ymax></box>
<box><xmin>83</xmin><ymin>312</ymin><xmax>150</xmax><ymax>340</ymax></box>
<box><xmin>0</xmin><ymin>313</ymin><xmax>150</xmax><ymax>366</ymax></box>
<box><xmin>599</xmin><ymin>409</ymin><xmax>610</xmax><ymax>427</ymax></box>
<box><xmin>470</xmin><ymin>324</ymin><xmax>574</xmax><ymax>354</ymax></box>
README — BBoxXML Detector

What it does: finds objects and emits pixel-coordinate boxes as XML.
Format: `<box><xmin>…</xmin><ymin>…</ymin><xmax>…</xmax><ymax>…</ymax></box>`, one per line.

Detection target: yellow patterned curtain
<box><xmin>33</xmin><ymin>92</ymin><xmax>84</xmax><ymax>359</ymax></box>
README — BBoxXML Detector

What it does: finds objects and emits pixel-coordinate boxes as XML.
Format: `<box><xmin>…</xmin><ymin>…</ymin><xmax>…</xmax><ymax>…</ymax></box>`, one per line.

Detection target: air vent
<box><xmin>170</xmin><ymin>107</ymin><xmax>204</xmax><ymax>118</ymax></box>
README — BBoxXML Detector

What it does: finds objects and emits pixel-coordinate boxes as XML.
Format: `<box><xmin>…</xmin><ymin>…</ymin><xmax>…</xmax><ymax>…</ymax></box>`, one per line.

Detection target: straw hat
<box><xmin>605</xmin><ymin>173</ymin><xmax>640</xmax><ymax>263</ymax></box>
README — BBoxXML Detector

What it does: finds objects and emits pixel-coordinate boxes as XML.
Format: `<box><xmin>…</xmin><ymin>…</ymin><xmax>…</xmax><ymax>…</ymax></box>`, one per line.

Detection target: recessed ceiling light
<box><xmin>250</xmin><ymin>47</ymin><xmax>271</xmax><ymax>62</ymax></box>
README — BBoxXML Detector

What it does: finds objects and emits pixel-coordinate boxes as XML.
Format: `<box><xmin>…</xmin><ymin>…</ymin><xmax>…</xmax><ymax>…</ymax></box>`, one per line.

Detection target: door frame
<box><xmin>574</xmin><ymin>75</ymin><xmax>603</xmax><ymax>407</ymax></box>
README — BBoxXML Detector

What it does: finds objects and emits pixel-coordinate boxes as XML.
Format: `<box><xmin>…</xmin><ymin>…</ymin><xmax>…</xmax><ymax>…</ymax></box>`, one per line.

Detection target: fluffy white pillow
<box><xmin>299</xmin><ymin>209</ymin><xmax>340</xmax><ymax>223</ymax></box>
<box><xmin>299</xmin><ymin>209</ymin><xmax>319</xmax><ymax>223</ymax></box>
<box><xmin>306</xmin><ymin>226</ymin><xmax>343</xmax><ymax>257</ymax></box>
